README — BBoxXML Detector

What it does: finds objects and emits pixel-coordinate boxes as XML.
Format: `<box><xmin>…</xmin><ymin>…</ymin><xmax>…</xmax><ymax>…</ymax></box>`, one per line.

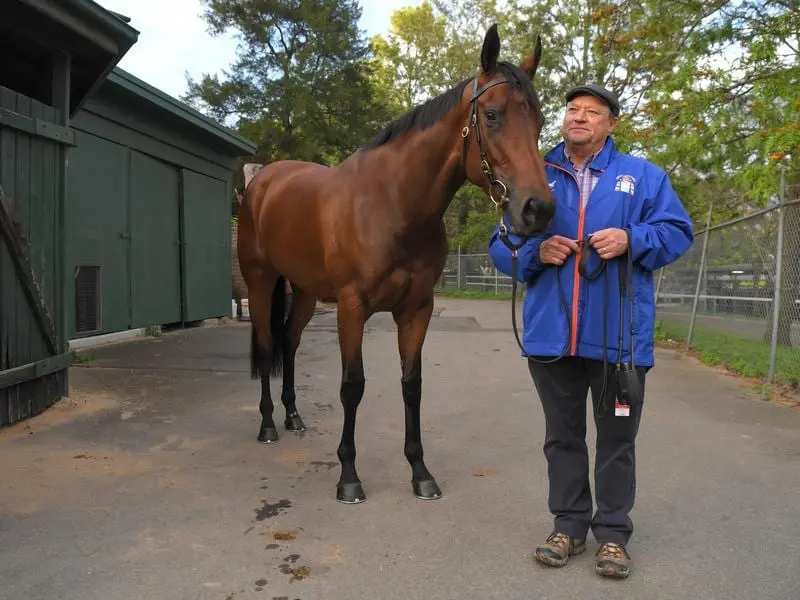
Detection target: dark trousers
<box><xmin>527</xmin><ymin>356</ymin><xmax>648</xmax><ymax>546</ymax></box>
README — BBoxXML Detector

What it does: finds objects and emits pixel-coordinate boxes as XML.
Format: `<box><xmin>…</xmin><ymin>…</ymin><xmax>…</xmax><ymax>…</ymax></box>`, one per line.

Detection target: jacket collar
<box><xmin>545</xmin><ymin>136</ymin><xmax>617</xmax><ymax>173</ymax></box>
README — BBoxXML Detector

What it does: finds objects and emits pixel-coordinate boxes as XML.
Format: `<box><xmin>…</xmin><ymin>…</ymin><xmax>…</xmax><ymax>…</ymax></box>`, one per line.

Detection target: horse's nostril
<box><xmin>522</xmin><ymin>197</ymin><xmax>538</xmax><ymax>224</ymax></box>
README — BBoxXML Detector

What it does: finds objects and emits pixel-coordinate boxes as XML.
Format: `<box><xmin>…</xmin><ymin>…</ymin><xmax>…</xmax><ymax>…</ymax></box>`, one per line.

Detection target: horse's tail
<box><xmin>250</xmin><ymin>276</ymin><xmax>289</xmax><ymax>380</ymax></box>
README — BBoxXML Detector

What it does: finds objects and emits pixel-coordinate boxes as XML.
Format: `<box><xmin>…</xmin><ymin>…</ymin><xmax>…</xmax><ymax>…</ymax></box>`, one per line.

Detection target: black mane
<box><xmin>360</xmin><ymin>61</ymin><xmax>542</xmax><ymax>151</ymax></box>
<box><xmin>360</xmin><ymin>77</ymin><xmax>472</xmax><ymax>150</ymax></box>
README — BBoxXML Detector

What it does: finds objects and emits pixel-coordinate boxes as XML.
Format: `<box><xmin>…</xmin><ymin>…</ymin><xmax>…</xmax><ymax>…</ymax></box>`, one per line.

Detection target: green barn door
<box><xmin>66</xmin><ymin>131</ymin><xmax>130</xmax><ymax>336</ymax></box>
<box><xmin>129</xmin><ymin>151</ymin><xmax>181</xmax><ymax>327</ymax></box>
<box><xmin>181</xmin><ymin>169</ymin><xmax>229</xmax><ymax>322</ymax></box>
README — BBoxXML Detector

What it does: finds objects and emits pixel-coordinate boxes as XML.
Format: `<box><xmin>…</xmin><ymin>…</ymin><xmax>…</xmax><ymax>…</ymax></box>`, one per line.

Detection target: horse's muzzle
<box><xmin>510</xmin><ymin>193</ymin><xmax>554</xmax><ymax>236</ymax></box>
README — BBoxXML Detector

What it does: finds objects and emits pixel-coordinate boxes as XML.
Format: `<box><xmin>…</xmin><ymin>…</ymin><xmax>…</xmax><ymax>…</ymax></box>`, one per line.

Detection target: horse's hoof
<box><xmin>285</xmin><ymin>414</ymin><xmax>306</xmax><ymax>432</ymax></box>
<box><xmin>413</xmin><ymin>479</ymin><xmax>442</xmax><ymax>500</ymax></box>
<box><xmin>336</xmin><ymin>482</ymin><xmax>366</xmax><ymax>504</ymax></box>
<box><xmin>258</xmin><ymin>427</ymin><xmax>279</xmax><ymax>444</ymax></box>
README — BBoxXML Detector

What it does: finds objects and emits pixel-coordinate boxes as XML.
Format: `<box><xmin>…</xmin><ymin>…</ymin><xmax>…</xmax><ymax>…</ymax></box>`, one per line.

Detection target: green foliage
<box><xmin>185</xmin><ymin>0</ymin><xmax>798</xmax><ymax>248</ymax></box>
<box><xmin>369</xmin><ymin>2</ymin><xmax>450</xmax><ymax>110</ymax></box>
<box><xmin>450</xmin><ymin>207</ymin><xmax>499</xmax><ymax>252</ymax></box>
<box><xmin>632</xmin><ymin>1</ymin><xmax>799</xmax><ymax>212</ymax></box>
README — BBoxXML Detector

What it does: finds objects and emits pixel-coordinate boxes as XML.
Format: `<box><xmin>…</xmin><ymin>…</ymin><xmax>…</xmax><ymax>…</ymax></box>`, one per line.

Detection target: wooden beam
<box><xmin>52</xmin><ymin>50</ymin><xmax>71</xmax><ymax>372</ymax></box>
<box><xmin>0</xmin><ymin>351</ymin><xmax>74</xmax><ymax>390</ymax></box>
<box><xmin>51</xmin><ymin>51</ymin><xmax>71</xmax><ymax>126</ymax></box>
<box><xmin>0</xmin><ymin>107</ymin><xmax>74</xmax><ymax>145</ymax></box>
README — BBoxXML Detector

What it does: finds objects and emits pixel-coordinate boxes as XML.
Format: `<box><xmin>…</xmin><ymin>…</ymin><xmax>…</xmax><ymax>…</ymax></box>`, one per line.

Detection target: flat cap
<box><xmin>565</xmin><ymin>83</ymin><xmax>620</xmax><ymax>117</ymax></box>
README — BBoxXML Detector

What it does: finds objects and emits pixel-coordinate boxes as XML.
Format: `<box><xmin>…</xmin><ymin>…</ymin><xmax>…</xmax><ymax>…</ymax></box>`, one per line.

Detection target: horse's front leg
<box><xmin>393</xmin><ymin>294</ymin><xmax>442</xmax><ymax>500</ymax></box>
<box><xmin>335</xmin><ymin>288</ymin><xmax>367</xmax><ymax>504</ymax></box>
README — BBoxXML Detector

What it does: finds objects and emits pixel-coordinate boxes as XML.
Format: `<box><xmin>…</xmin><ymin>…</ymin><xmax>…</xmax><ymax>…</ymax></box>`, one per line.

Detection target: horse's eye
<box><xmin>485</xmin><ymin>109</ymin><xmax>498</xmax><ymax>122</ymax></box>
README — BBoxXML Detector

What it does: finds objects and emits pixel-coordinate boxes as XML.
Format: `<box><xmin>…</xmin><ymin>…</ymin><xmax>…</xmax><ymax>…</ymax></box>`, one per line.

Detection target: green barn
<box><xmin>0</xmin><ymin>0</ymin><xmax>257</xmax><ymax>426</ymax></box>
<box><xmin>67</xmin><ymin>68</ymin><xmax>256</xmax><ymax>339</ymax></box>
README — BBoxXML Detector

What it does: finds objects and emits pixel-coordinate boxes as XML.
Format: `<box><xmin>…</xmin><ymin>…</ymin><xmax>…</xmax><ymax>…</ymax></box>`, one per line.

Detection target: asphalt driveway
<box><xmin>1</xmin><ymin>298</ymin><xmax>799</xmax><ymax>600</ymax></box>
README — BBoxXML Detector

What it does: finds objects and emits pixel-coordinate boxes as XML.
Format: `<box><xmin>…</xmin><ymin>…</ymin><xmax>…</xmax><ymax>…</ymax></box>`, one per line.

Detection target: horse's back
<box><xmin>243</xmin><ymin>160</ymin><xmax>331</xmax><ymax>233</ymax></box>
<box><xmin>240</xmin><ymin>159</ymin><xmax>343</xmax><ymax>296</ymax></box>
<box><xmin>249</xmin><ymin>160</ymin><xmax>329</xmax><ymax>205</ymax></box>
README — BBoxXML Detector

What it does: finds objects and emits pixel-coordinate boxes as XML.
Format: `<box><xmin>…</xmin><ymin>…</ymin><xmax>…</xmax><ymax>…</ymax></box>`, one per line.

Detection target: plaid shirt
<box><xmin>565</xmin><ymin>148</ymin><xmax>599</xmax><ymax>208</ymax></box>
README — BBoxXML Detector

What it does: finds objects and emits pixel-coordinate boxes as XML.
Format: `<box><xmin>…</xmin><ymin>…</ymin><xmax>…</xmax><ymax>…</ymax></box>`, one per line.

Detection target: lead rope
<box><xmin>496</xmin><ymin>226</ymin><xmax>528</xmax><ymax>357</ymax></box>
<box><xmin>497</xmin><ymin>223</ymin><xmax>571</xmax><ymax>365</ymax></box>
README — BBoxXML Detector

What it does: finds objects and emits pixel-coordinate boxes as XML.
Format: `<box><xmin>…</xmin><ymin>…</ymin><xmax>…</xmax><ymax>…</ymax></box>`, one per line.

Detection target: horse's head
<box><xmin>463</xmin><ymin>24</ymin><xmax>555</xmax><ymax>237</ymax></box>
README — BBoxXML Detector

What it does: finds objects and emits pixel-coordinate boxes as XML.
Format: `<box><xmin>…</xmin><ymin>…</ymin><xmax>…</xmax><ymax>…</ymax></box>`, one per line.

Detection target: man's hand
<box><xmin>589</xmin><ymin>228</ymin><xmax>629</xmax><ymax>260</ymax></box>
<box><xmin>539</xmin><ymin>235</ymin><xmax>581</xmax><ymax>266</ymax></box>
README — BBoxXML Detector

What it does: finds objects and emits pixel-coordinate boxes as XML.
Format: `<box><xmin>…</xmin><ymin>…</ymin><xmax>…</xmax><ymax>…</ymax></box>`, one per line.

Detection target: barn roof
<box><xmin>6</xmin><ymin>0</ymin><xmax>139</xmax><ymax>116</ymax></box>
<box><xmin>104</xmin><ymin>68</ymin><xmax>257</xmax><ymax>156</ymax></box>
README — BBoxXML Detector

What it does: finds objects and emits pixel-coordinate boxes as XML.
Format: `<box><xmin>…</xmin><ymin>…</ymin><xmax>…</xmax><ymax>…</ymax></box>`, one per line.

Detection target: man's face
<box><xmin>561</xmin><ymin>94</ymin><xmax>617</xmax><ymax>148</ymax></box>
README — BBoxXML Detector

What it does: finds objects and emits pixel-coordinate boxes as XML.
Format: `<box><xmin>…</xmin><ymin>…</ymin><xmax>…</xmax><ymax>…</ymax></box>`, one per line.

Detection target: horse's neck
<box><xmin>365</xmin><ymin>110</ymin><xmax>468</xmax><ymax>228</ymax></box>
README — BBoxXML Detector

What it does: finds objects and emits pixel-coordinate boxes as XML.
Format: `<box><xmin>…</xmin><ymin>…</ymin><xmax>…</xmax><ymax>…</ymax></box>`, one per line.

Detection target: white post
<box><xmin>243</xmin><ymin>163</ymin><xmax>262</xmax><ymax>187</ymax></box>
<box><xmin>457</xmin><ymin>245</ymin><xmax>463</xmax><ymax>290</ymax></box>
<box><xmin>687</xmin><ymin>201</ymin><xmax>713</xmax><ymax>348</ymax></box>
<box><xmin>768</xmin><ymin>166</ymin><xmax>787</xmax><ymax>383</ymax></box>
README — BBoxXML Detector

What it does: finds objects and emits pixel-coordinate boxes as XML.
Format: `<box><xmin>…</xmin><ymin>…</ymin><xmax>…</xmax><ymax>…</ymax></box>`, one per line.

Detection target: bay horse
<box><xmin>237</xmin><ymin>24</ymin><xmax>555</xmax><ymax>504</ymax></box>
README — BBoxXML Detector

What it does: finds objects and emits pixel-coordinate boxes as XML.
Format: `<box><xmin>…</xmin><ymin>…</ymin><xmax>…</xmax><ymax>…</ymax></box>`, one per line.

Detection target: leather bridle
<box><xmin>460</xmin><ymin>75</ymin><xmax>514</xmax><ymax>227</ymax></box>
<box><xmin>460</xmin><ymin>74</ymin><xmax>550</xmax><ymax>358</ymax></box>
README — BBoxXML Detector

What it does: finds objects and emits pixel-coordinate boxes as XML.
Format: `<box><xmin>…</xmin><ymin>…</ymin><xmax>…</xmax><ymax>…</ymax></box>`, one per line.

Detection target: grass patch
<box><xmin>655</xmin><ymin>320</ymin><xmax>800</xmax><ymax>389</ymax></box>
<box><xmin>72</xmin><ymin>352</ymin><xmax>94</xmax><ymax>365</ymax></box>
<box><xmin>434</xmin><ymin>288</ymin><xmax>514</xmax><ymax>301</ymax></box>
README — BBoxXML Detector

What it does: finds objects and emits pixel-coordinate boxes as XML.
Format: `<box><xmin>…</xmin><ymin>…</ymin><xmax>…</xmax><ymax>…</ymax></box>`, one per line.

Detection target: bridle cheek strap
<box><xmin>461</xmin><ymin>76</ymin><xmax>512</xmax><ymax>218</ymax></box>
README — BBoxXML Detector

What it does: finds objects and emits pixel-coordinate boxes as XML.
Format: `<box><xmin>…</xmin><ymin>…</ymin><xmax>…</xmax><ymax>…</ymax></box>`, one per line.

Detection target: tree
<box><xmin>626</xmin><ymin>1</ymin><xmax>799</xmax><ymax>212</ymax></box>
<box><xmin>369</xmin><ymin>2</ymin><xmax>450</xmax><ymax>110</ymax></box>
<box><xmin>183</xmin><ymin>0</ymin><xmax>394</xmax><ymax>166</ymax></box>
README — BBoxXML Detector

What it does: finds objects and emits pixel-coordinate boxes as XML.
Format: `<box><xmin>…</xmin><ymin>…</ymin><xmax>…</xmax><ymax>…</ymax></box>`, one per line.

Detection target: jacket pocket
<box><xmin>523</xmin><ymin>269</ymin><xmax>571</xmax><ymax>346</ymax></box>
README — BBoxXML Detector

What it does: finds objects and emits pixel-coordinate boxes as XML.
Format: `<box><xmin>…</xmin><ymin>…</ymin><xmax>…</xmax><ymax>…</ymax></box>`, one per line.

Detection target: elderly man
<box><xmin>488</xmin><ymin>84</ymin><xmax>693</xmax><ymax>579</ymax></box>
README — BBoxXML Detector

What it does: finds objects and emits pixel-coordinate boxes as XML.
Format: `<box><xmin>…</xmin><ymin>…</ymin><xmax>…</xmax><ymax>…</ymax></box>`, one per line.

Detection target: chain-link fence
<box><xmin>436</xmin><ymin>251</ymin><xmax>520</xmax><ymax>296</ymax></box>
<box><xmin>658</xmin><ymin>180</ymin><xmax>800</xmax><ymax>389</ymax></box>
<box><xmin>436</xmin><ymin>178</ymin><xmax>800</xmax><ymax>390</ymax></box>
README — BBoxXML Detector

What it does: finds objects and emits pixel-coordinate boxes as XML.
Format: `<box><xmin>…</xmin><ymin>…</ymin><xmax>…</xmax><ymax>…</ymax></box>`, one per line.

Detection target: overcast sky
<box><xmin>94</xmin><ymin>0</ymin><xmax>423</xmax><ymax>99</ymax></box>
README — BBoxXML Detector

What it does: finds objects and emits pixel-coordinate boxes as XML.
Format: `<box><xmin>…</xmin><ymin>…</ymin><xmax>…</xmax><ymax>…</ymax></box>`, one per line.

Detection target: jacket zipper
<box><xmin>545</xmin><ymin>160</ymin><xmax>585</xmax><ymax>356</ymax></box>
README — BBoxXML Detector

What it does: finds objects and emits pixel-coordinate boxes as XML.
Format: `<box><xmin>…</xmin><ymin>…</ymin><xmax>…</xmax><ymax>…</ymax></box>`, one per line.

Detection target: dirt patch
<box><xmin>275</xmin><ymin>448</ymin><xmax>311</xmax><ymax>467</ymax></box>
<box><xmin>0</xmin><ymin>446</ymin><xmax>155</xmax><ymax>515</ymax></box>
<box><xmin>472</xmin><ymin>468</ymin><xmax>500</xmax><ymax>477</ymax></box>
<box><xmin>0</xmin><ymin>388</ymin><xmax>118</xmax><ymax>440</ymax></box>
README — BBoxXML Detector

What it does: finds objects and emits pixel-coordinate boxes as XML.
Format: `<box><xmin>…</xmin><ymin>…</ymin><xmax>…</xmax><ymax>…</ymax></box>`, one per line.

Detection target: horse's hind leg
<box><xmin>246</xmin><ymin>269</ymin><xmax>286</xmax><ymax>444</ymax></box>
<box><xmin>335</xmin><ymin>287</ymin><xmax>367</xmax><ymax>504</ymax></box>
<box><xmin>281</xmin><ymin>287</ymin><xmax>317</xmax><ymax>431</ymax></box>
<box><xmin>393</xmin><ymin>295</ymin><xmax>442</xmax><ymax>500</ymax></box>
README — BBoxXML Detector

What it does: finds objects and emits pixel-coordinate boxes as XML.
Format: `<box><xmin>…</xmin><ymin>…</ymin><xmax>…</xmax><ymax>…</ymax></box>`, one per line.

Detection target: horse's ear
<box><xmin>480</xmin><ymin>23</ymin><xmax>500</xmax><ymax>74</ymax></box>
<box><xmin>520</xmin><ymin>35</ymin><xmax>543</xmax><ymax>80</ymax></box>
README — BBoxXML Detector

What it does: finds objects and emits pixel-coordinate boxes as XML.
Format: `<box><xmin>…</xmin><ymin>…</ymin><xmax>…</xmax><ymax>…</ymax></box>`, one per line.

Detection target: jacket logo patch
<box><xmin>615</xmin><ymin>174</ymin><xmax>636</xmax><ymax>195</ymax></box>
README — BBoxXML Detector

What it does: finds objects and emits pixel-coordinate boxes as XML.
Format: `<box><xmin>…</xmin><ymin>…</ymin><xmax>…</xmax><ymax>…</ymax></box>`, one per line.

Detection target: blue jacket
<box><xmin>488</xmin><ymin>137</ymin><xmax>694</xmax><ymax>367</ymax></box>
